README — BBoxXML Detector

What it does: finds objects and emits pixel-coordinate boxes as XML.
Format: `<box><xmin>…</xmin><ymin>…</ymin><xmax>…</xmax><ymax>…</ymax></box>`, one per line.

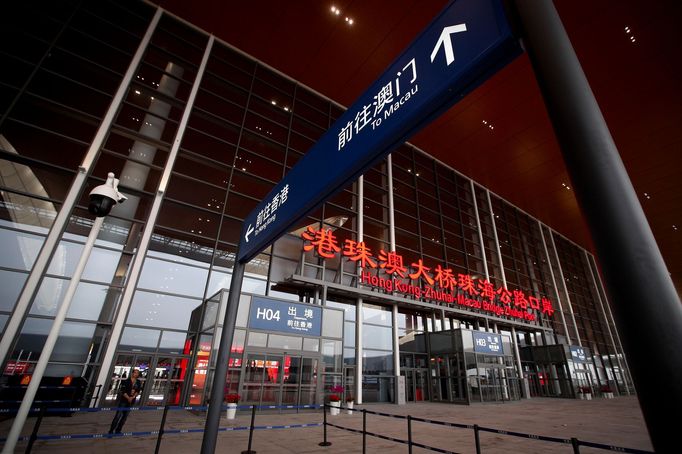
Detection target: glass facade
<box><xmin>0</xmin><ymin>0</ymin><xmax>632</xmax><ymax>407</ymax></box>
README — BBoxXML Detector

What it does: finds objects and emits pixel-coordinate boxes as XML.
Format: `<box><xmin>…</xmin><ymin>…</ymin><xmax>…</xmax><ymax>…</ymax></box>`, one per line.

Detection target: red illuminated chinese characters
<box><xmin>300</xmin><ymin>227</ymin><xmax>555</xmax><ymax>322</ymax></box>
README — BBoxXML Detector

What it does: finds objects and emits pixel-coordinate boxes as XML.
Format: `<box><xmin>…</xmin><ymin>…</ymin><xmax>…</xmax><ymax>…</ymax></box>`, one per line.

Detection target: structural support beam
<box><xmin>514</xmin><ymin>2</ymin><xmax>682</xmax><ymax>451</ymax></box>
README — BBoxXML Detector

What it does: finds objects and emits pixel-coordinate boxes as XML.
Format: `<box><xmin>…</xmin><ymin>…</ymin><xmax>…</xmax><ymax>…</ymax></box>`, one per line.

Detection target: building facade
<box><xmin>0</xmin><ymin>0</ymin><xmax>632</xmax><ymax>408</ymax></box>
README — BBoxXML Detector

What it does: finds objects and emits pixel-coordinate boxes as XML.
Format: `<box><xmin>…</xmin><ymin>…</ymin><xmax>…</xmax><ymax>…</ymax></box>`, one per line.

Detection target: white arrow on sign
<box><xmin>430</xmin><ymin>23</ymin><xmax>467</xmax><ymax>66</ymax></box>
<box><xmin>245</xmin><ymin>224</ymin><xmax>255</xmax><ymax>243</ymax></box>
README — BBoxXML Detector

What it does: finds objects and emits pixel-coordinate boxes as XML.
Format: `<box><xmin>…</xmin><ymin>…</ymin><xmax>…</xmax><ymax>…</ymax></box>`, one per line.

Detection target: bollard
<box><xmin>154</xmin><ymin>405</ymin><xmax>170</xmax><ymax>454</ymax></box>
<box><xmin>362</xmin><ymin>408</ymin><xmax>367</xmax><ymax>454</ymax></box>
<box><xmin>241</xmin><ymin>405</ymin><xmax>257</xmax><ymax>454</ymax></box>
<box><xmin>407</xmin><ymin>414</ymin><xmax>413</xmax><ymax>454</ymax></box>
<box><xmin>319</xmin><ymin>404</ymin><xmax>332</xmax><ymax>447</ymax></box>
<box><xmin>474</xmin><ymin>424</ymin><xmax>481</xmax><ymax>454</ymax></box>
<box><xmin>25</xmin><ymin>406</ymin><xmax>46</xmax><ymax>454</ymax></box>
<box><xmin>571</xmin><ymin>437</ymin><xmax>581</xmax><ymax>453</ymax></box>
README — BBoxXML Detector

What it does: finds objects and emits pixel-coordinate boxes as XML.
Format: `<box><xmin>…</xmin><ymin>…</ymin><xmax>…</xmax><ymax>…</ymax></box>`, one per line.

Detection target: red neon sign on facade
<box><xmin>301</xmin><ymin>227</ymin><xmax>555</xmax><ymax>322</ymax></box>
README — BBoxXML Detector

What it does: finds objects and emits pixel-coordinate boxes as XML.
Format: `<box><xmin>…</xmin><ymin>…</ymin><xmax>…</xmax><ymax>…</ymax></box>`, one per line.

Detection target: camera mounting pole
<box><xmin>2</xmin><ymin>172</ymin><xmax>126</xmax><ymax>454</ymax></box>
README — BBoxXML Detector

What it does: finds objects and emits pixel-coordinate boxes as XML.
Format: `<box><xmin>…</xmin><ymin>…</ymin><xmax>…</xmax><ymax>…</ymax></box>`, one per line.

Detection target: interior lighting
<box><xmin>134</xmin><ymin>90</ymin><xmax>141</xmax><ymax>95</ymax></box>
<box><xmin>673</xmin><ymin>225</ymin><xmax>678</xmax><ymax>231</ymax></box>
<box><xmin>625</xmin><ymin>27</ymin><xmax>636</xmax><ymax>43</ymax></box>
<box><xmin>271</xmin><ymin>100</ymin><xmax>277</xmax><ymax>105</ymax></box>
<box><xmin>644</xmin><ymin>192</ymin><xmax>651</xmax><ymax>199</ymax></box>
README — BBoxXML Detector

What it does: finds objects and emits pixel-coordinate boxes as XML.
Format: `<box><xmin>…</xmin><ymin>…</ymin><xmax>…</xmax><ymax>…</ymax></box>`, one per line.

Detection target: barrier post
<box><xmin>362</xmin><ymin>408</ymin><xmax>366</xmax><ymax>454</ymax></box>
<box><xmin>571</xmin><ymin>437</ymin><xmax>581</xmax><ymax>453</ymax></box>
<box><xmin>25</xmin><ymin>406</ymin><xmax>46</xmax><ymax>454</ymax></box>
<box><xmin>474</xmin><ymin>424</ymin><xmax>481</xmax><ymax>454</ymax></box>
<box><xmin>407</xmin><ymin>414</ymin><xmax>413</xmax><ymax>454</ymax></box>
<box><xmin>241</xmin><ymin>405</ymin><xmax>257</xmax><ymax>454</ymax></box>
<box><xmin>154</xmin><ymin>405</ymin><xmax>170</xmax><ymax>454</ymax></box>
<box><xmin>318</xmin><ymin>404</ymin><xmax>331</xmax><ymax>447</ymax></box>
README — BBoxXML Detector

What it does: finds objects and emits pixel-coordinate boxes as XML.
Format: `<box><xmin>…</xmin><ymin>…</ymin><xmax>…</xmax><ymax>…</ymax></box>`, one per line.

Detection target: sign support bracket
<box><xmin>200</xmin><ymin>256</ymin><xmax>245</xmax><ymax>454</ymax></box>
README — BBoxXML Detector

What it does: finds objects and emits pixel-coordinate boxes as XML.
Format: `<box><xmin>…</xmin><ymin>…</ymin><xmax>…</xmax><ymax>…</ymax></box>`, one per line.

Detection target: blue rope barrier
<box><xmin>0</xmin><ymin>403</ymin><xmax>322</xmax><ymax>415</ymax></box>
<box><xmin>0</xmin><ymin>421</ymin><xmax>323</xmax><ymax>443</ymax></box>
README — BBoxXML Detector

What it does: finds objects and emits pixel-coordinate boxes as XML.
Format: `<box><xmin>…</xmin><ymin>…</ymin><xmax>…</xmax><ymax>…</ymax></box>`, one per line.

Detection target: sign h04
<box><xmin>238</xmin><ymin>0</ymin><xmax>521</xmax><ymax>263</ymax></box>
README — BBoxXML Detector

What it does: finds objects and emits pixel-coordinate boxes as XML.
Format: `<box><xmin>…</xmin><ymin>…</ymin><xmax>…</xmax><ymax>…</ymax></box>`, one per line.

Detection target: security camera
<box><xmin>88</xmin><ymin>172</ymin><xmax>127</xmax><ymax>217</ymax></box>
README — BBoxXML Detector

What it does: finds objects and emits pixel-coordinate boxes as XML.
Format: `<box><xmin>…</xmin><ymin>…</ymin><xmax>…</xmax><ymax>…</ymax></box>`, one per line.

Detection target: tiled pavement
<box><xmin>1</xmin><ymin>396</ymin><xmax>653</xmax><ymax>453</ymax></box>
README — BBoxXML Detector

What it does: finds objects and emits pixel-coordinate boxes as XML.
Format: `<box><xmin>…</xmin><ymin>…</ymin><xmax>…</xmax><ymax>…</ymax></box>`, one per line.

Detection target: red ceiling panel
<box><xmin>156</xmin><ymin>0</ymin><xmax>682</xmax><ymax>295</ymax></box>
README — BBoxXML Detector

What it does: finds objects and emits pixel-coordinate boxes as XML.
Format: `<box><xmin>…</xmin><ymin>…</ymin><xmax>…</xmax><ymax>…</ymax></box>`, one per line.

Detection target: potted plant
<box><xmin>328</xmin><ymin>394</ymin><xmax>341</xmax><ymax>415</ymax></box>
<box><xmin>580</xmin><ymin>386</ymin><xmax>592</xmax><ymax>400</ymax></box>
<box><xmin>328</xmin><ymin>385</ymin><xmax>344</xmax><ymax>416</ymax></box>
<box><xmin>225</xmin><ymin>393</ymin><xmax>240</xmax><ymax>419</ymax></box>
<box><xmin>600</xmin><ymin>385</ymin><xmax>614</xmax><ymax>399</ymax></box>
<box><xmin>345</xmin><ymin>395</ymin><xmax>355</xmax><ymax>415</ymax></box>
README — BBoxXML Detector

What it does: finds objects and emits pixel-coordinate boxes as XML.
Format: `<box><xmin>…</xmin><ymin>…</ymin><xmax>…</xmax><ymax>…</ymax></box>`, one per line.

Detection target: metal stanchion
<box><xmin>154</xmin><ymin>405</ymin><xmax>170</xmax><ymax>454</ymax></box>
<box><xmin>241</xmin><ymin>405</ymin><xmax>257</xmax><ymax>454</ymax></box>
<box><xmin>362</xmin><ymin>408</ymin><xmax>367</xmax><ymax>454</ymax></box>
<box><xmin>474</xmin><ymin>424</ymin><xmax>481</xmax><ymax>454</ymax></box>
<box><xmin>319</xmin><ymin>404</ymin><xmax>331</xmax><ymax>447</ymax></box>
<box><xmin>25</xmin><ymin>406</ymin><xmax>46</xmax><ymax>454</ymax></box>
<box><xmin>407</xmin><ymin>414</ymin><xmax>413</xmax><ymax>454</ymax></box>
<box><xmin>571</xmin><ymin>437</ymin><xmax>581</xmax><ymax>453</ymax></box>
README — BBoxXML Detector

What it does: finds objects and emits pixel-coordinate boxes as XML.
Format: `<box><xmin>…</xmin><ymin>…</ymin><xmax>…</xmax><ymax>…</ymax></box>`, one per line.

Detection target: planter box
<box><xmin>329</xmin><ymin>401</ymin><xmax>340</xmax><ymax>416</ymax></box>
<box><xmin>226</xmin><ymin>403</ymin><xmax>237</xmax><ymax>420</ymax></box>
<box><xmin>346</xmin><ymin>401</ymin><xmax>354</xmax><ymax>415</ymax></box>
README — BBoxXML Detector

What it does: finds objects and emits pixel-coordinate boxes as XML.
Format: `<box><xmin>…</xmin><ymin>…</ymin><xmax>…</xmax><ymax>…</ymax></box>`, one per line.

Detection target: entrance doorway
<box><xmin>240</xmin><ymin>353</ymin><xmax>319</xmax><ymax>407</ymax></box>
<box><xmin>106</xmin><ymin>353</ymin><xmax>189</xmax><ymax>406</ymax></box>
<box><xmin>402</xmin><ymin>368</ymin><xmax>429</xmax><ymax>402</ymax></box>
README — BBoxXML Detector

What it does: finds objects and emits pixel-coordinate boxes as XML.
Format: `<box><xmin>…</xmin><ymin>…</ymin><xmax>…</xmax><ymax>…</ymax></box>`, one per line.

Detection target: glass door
<box><xmin>430</xmin><ymin>355</ymin><xmax>451</xmax><ymax>401</ymax></box>
<box><xmin>243</xmin><ymin>354</ymin><xmax>266</xmax><ymax>405</ymax></box>
<box><xmin>261</xmin><ymin>354</ymin><xmax>282</xmax><ymax>406</ymax></box>
<box><xmin>415</xmin><ymin>369</ymin><xmax>429</xmax><ymax>401</ymax></box>
<box><xmin>241</xmin><ymin>353</ymin><xmax>319</xmax><ymax>407</ymax></box>
<box><xmin>144</xmin><ymin>356</ymin><xmax>189</xmax><ymax>406</ymax></box>
<box><xmin>300</xmin><ymin>356</ymin><xmax>319</xmax><ymax>406</ymax></box>
<box><xmin>105</xmin><ymin>354</ymin><xmax>151</xmax><ymax>404</ymax></box>
<box><xmin>281</xmin><ymin>355</ymin><xmax>300</xmax><ymax>406</ymax></box>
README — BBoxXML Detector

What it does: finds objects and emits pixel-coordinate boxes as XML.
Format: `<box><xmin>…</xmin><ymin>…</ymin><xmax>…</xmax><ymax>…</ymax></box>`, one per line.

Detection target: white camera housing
<box><xmin>88</xmin><ymin>172</ymin><xmax>127</xmax><ymax>217</ymax></box>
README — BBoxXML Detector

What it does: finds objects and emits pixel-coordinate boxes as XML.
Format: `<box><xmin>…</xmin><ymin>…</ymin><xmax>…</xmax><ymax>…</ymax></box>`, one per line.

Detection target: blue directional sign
<box><xmin>472</xmin><ymin>331</ymin><xmax>506</xmax><ymax>355</ymax></box>
<box><xmin>237</xmin><ymin>0</ymin><xmax>522</xmax><ymax>262</ymax></box>
<box><xmin>249</xmin><ymin>296</ymin><xmax>322</xmax><ymax>336</ymax></box>
<box><xmin>569</xmin><ymin>345</ymin><xmax>588</xmax><ymax>363</ymax></box>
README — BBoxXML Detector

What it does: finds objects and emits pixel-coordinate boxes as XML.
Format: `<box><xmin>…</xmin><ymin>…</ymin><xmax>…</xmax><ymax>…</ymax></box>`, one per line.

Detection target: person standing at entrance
<box><xmin>109</xmin><ymin>368</ymin><xmax>141</xmax><ymax>434</ymax></box>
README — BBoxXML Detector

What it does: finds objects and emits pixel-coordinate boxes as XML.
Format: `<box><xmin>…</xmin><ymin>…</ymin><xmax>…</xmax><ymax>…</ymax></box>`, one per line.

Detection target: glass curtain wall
<box><xmin>0</xmin><ymin>0</ymin><xmax>628</xmax><ymax>405</ymax></box>
<box><xmin>0</xmin><ymin>0</ymin><xmax>155</xmax><ymax>388</ymax></box>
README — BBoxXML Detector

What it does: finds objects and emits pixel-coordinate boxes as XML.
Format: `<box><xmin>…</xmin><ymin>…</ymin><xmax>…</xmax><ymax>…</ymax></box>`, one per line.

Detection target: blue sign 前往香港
<box><xmin>569</xmin><ymin>345</ymin><xmax>588</xmax><ymax>363</ymax></box>
<box><xmin>249</xmin><ymin>297</ymin><xmax>322</xmax><ymax>337</ymax></box>
<box><xmin>472</xmin><ymin>331</ymin><xmax>505</xmax><ymax>355</ymax></box>
<box><xmin>237</xmin><ymin>0</ymin><xmax>522</xmax><ymax>262</ymax></box>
